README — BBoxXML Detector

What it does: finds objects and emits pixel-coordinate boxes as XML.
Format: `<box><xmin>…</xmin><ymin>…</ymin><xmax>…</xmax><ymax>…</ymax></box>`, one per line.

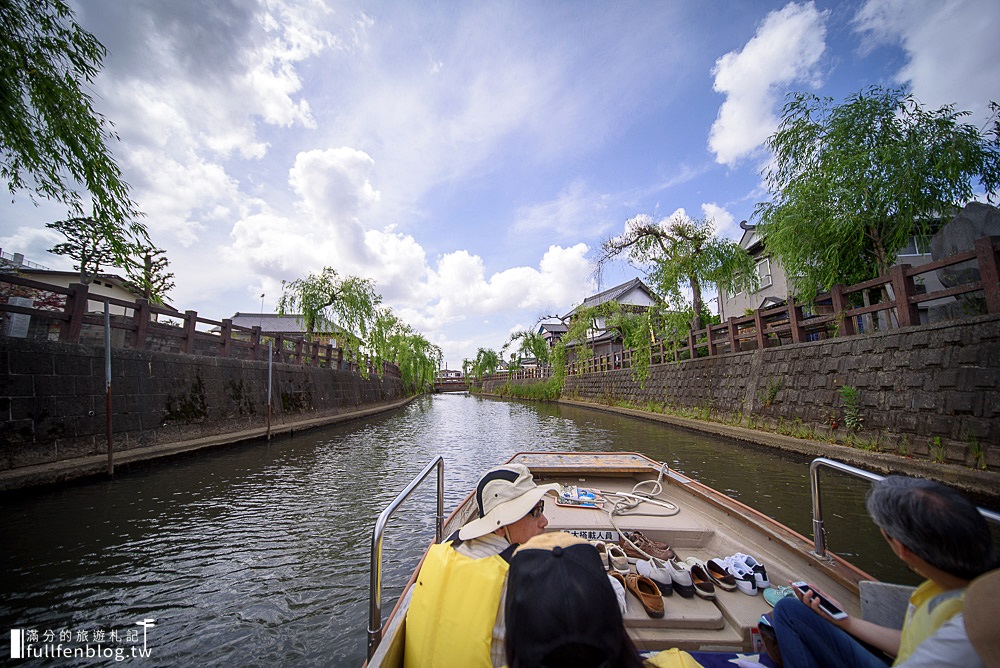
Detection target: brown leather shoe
<box><xmin>625</xmin><ymin>573</ymin><xmax>665</xmax><ymax>618</ymax></box>
<box><xmin>619</xmin><ymin>530</ymin><xmax>675</xmax><ymax>561</ymax></box>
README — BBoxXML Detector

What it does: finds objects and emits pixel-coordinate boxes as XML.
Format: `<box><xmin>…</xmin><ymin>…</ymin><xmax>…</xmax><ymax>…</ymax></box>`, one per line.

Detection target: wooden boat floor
<box><xmin>533</xmin><ymin>472</ymin><xmax>853</xmax><ymax>652</ymax></box>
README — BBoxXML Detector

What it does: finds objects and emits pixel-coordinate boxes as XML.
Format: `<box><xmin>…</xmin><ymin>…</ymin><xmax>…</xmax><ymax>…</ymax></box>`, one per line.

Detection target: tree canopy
<box><xmin>2</xmin><ymin>0</ymin><xmax>145</xmax><ymax>241</ymax></box>
<box><xmin>278</xmin><ymin>268</ymin><xmax>381</xmax><ymax>360</ymax></box>
<box><xmin>600</xmin><ymin>213</ymin><xmax>755</xmax><ymax>330</ymax></box>
<box><xmin>754</xmin><ymin>86</ymin><xmax>1000</xmax><ymax>300</ymax></box>
<box><xmin>502</xmin><ymin>329</ymin><xmax>550</xmax><ymax>368</ymax></box>
<box><xmin>127</xmin><ymin>246</ymin><xmax>175</xmax><ymax>305</ymax></box>
<box><xmin>46</xmin><ymin>215</ymin><xmax>120</xmax><ymax>284</ymax></box>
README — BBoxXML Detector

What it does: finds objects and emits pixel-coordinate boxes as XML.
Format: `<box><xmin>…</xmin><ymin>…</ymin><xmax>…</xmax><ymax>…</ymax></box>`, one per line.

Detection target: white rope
<box><xmin>593</xmin><ymin>462</ymin><xmax>679</xmax><ymax>561</ymax></box>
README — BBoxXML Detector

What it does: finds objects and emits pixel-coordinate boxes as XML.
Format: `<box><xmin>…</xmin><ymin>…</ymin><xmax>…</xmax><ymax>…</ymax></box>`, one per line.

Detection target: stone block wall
<box><xmin>560</xmin><ymin>315</ymin><xmax>1000</xmax><ymax>468</ymax></box>
<box><xmin>0</xmin><ymin>337</ymin><xmax>404</xmax><ymax>470</ymax></box>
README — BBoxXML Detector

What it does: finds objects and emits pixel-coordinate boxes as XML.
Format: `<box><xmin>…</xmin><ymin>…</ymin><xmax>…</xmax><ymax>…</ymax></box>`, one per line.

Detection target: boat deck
<box><xmin>367</xmin><ymin>452</ymin><xmax>872</xmax><ymax>665</ymax></box>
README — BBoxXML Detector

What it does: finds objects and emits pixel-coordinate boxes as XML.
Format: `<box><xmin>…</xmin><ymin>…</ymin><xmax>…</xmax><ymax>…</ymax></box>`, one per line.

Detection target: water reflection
<box><xmin>1</xmin><ymin>393</ymin><xmax>993</xmax><ymax>666</ymax></box>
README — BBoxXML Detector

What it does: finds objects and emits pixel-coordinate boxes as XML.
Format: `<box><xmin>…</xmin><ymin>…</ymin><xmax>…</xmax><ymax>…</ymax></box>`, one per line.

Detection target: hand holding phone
<box><xmin>791</xmin><ymin>581</ymin><xmax>848</xmax><ymax>620</ymax></box>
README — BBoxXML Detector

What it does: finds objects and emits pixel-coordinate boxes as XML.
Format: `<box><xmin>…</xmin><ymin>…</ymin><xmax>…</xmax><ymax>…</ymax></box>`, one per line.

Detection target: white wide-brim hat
<box><xmin>458</xmin><ymin>463</ymin><xmax>560</xmax><ymax>541</ymax></box>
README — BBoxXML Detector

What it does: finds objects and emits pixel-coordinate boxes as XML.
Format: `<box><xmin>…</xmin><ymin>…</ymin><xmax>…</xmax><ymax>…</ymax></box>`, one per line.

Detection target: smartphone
<box><xmin>791</xmin><ymin>581</ymin><xmax>848</xmax><ymax>620</ymax></box>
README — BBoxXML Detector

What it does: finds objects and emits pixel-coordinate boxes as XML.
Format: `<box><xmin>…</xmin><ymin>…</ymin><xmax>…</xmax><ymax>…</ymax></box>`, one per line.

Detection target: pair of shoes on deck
<box><xmin>592</xmin><ymin>540</ymin><xmax>630</xmax><ymax>574</ymax></box>
<box><xmin>611</xmin><ymin>571</ymin><xmax>665</xmax><ymax>618</ymax></box>
<box><xmin>721</xmin><ymin>552</ymin><xmax>770</xmax><ymax>596</ymax></box>
<box><xmin>619</xmin><ymin>530</ymin><xmax>675</xmax><ymax>561</ymax></box>
<box><xmin>636</xmin><ymin>556</ymin><xmax>704</xmax><ymax>599</ymax></box>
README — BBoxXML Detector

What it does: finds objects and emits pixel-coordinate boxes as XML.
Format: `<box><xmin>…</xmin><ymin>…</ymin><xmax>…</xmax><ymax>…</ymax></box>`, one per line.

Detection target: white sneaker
<box><xmin>607</xmin><ymin>544</ymin><xmax>631</xmax><ymax>574</ymax></box>
<box><xmin>590</xmin><ymin>541</ymin><xmax>610</xmax><ymax>571</ymax></box>
<box><xmin>732</xmin><ymin>552</ymin><xmax>770</xmax><ymax>588</ymax></box>
<box><xmin>608</xmin><ymin>573</ymin><xmax>628</xmax><ymax>615</ymax></box>
<box><xmin>664</xmin><ymin>557</ymin><xmax>695</xmax><ymax>598</ymax></box>
<box><xmin>724</xmin><ymin>556</ymin><xmax>758</xmax><ymax>596</ymax></box>
<box><xmin>636</xmin><ymin>558</ymin><xmax>673</xmax><ymax>595</ymax></box>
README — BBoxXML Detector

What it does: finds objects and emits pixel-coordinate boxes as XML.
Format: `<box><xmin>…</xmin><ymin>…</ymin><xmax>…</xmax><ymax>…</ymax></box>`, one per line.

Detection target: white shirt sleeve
<box><xmin>896</xmin><ymin>614</ymin><xmax>984</xmax><ymax>668</ymax></box>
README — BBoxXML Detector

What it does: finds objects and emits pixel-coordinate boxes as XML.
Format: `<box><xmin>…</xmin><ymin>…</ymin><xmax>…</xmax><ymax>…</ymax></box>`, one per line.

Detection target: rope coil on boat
<box><xmin>592</xmin><ymin>462</ymin><xmax>680</xmax><ymax>561</ymax></box>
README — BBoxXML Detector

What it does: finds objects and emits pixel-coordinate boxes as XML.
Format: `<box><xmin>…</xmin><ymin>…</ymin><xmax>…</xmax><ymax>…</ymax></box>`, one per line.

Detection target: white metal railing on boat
<box><xmin>809</xmin><ymin>457</ymin><xmax>1000</xmax><ymax>559</ymax></box>
<box><xmin>368</xmin><ymin>457</ymin><xmax>445</xmax><ymax>660</ymax></box>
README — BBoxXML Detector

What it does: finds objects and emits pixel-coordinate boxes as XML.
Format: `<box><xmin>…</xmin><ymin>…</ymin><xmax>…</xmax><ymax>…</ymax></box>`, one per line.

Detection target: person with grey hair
<box><xmin>771</xmin><ymin>475</ymin><xmax>998</xmax><ymax>667</ymax></box>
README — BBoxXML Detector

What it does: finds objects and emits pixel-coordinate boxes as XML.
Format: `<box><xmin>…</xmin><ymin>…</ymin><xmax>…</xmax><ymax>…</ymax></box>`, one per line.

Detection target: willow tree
<box><xmin>368</xmin><ymin>307</ymin><xmax>441</xmax><ymax>394</ymax></box>
<box><xmin>278</xmin><ymin>268</ymin><xmax>380</xmax><ymax>364</ymax></box>
<box><xmin>755</xmin><ymin>87</ymin><xmax>1000</xmax><ymax>300</ymax></box>
<box><xmin>3</xmin><ymin>0</ymin><xmax>146</xmax><ymax>245</ymax></box>
<box><xmin>600</xmin><ymin>214</ymin><xmax>755</xmax><ymax>330</ymax></box>
<box><xmin>469</xmin><ymin>348</ymin><xmax>502</xmax><ymax>379</ymax></box>
<box><xmin>502</xmin><ymin>330</ymin><xmax>550</xmax><ymax>367</ymax></box>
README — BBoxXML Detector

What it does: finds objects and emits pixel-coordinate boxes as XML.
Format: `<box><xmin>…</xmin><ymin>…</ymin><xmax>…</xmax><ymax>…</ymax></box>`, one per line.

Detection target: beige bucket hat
<box><xmin>458</xmin><ymin>463</ymin><xmax>560</xmax><ymax>541</ymax></box>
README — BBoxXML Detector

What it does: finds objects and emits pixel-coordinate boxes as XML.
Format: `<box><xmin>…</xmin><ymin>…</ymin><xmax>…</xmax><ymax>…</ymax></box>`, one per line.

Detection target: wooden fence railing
<box><xmin>0</xmin><ymin>275</ymin><xmax>401</xmax><ymax>378</ymax></box>
<box><xmin>564</xmin><ymin>235</ymin><xmax>1000</xmax><ymax>374</ymax></box>
<box><xmin>474</xmin><ymin>235</ymin><xmax>999</xmax><ymax>380</ymax></box>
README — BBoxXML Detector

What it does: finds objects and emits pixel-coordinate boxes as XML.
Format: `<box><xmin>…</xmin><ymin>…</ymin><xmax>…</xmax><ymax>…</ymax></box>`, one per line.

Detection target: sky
<box><xmin>3</xmin><ymin>0</ymin><xmax>999</xmax><ymax>369</ymax></box>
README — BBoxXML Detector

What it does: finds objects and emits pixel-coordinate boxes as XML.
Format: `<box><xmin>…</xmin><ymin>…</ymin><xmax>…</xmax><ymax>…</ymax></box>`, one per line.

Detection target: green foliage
<box><xmin>837</xmin><ymin>385</ymin><xmax>864</xmax><ymax>432</ymax></box>
<box><xmin>1</xmin><ymin>0</ymin><xmax>145</xmax><ymax>233</ymax></box>
<box><xmin>495</xmin><ymin>377</ymin><xmax>562</xmax><ymax>401</ymax></box>
<box><xmin>600</xmin><ymin>213</ymin><xmax>756</xmax><ymax>330</ymax></box>
<box><xmin>46</xmin><ymin>215</ymin><xmax>125</xmax><ymax>283</ymax></box>
<box><xmin>127</xmin><ymin>245</ymin><xmax>175</xmax><ymax>304</ymax></box>
<box><xmin>755</xmin><ymin>86</ymin><xmax>1000</xmax><ymax>301</ymax></box>
<box><xmin>367</xmin><ymin>308</ymin><xmax>441</xmax><ymax>394</ymax></box>
<box><xmin>278</xmin><ymin>267</ymin><xmax>380</xmax><ymax>364</ymax></box>
<box><xmin>930</xmin><ymin>436</ymin><xmax>947</xmax><ymax>464</ymax></box>
<box><xmin>468</xmin><ymin>348</ymin><xmax>502</xmax><ymax>379</ymax></box>
<box><xmin>758</xmin><ymin>377</ymin><xmax>782</xmax><ymax>408</ymax></box>
<box><xmin>502</xmin><ymin>329</ymin><xmax>550</xmax><ymax>367</ymax></box>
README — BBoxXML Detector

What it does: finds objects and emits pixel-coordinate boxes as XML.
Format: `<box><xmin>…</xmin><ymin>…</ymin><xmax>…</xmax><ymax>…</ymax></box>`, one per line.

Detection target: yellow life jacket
<box><xmin>404</xmin><ymin>541</ymin><xmax>509</xmax><ymax>668</ymax></box>
<box><xmin>893</xmin><ymin>580</ymin><xmax>965</xmax><ymax>665</ymax></box>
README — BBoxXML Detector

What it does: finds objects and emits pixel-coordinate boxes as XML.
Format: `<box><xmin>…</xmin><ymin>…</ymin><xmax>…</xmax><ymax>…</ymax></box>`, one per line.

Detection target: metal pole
<box><xmin>267</xmin><ymin>341</ymin><xmax>273</xmax><ymax>441</ymax></box>
<box><xmin>104</xmin><ymin>302</ymin><xmax>113</xmax><ymax>477</ymax></box>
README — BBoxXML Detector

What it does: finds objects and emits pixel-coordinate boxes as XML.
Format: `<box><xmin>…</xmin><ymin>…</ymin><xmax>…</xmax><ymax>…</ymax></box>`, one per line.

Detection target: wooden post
<box><xmin>220</xmin><ymin>318</ymin><xmax>233</xmax><ymax>357</ymax></box>
<box><xmin>60</xmin><ymin>283</ymin><xmax>89</xmax><ymax>343</ymax></box>
<box><xmin>753</xmin><ymin>308</ymin><xmax>766</xmax><ymax>350</ymax></box>
<box><xmin>132</xmin><ymin>298</ymin><xmax>150</xmax><ymax>350</ymax></box>
<box><xmin>183</xmin><ymin>310</ymin><xmax>197</xmax><ymax>354</ymax></box>
<box><xmin>830</xmin><ymin>284</ymin><xmax>855</xmax><ymax>337</ymax></box>
<box><xmin>890</xmin><ymin>264</ymin><xmax>919</xmax><ymax>328</ymax></box>
<box><xmin>787</xmin><ymin>300</ymin><xmax>805</xmax><ymax>344</ymax></box>
<box><xmin>706</xmin><ymin>325</ymin><xmax>717</xmax><ymax>356</ymax></box>
<box><xmin>727</xmin><ymin>318</ymin><xmax>737</xmax><ymax>353</ymax></box>
<box><xmin>250</xmin><ymin>326</ymin><xmax>262</xmax><ymax>360</ymax></box>
<box><xmin>687</xmin><ymin>330</ymin><xmax>696</xmax><ymax>360</ymax></box>
<box><xmin>975</xmin><ymin>236</ymin><xmax>1000</xmax><ymax>314</ymax></box>
<box><xmin>294</xmin><ymin>338</ymin><xmax>303</xmax><ymax>365</ymax></box>
<box><xmin>325</xmin><ymin>343</ymin><xmax>333</xmax><ymax>368</ymax></box>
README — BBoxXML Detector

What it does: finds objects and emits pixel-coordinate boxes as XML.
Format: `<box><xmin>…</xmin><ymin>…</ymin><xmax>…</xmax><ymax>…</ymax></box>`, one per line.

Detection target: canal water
<box><xmin>0</xmin><ymin>394</ymin><xmax>963</xmax><ymax>666</ymax></box>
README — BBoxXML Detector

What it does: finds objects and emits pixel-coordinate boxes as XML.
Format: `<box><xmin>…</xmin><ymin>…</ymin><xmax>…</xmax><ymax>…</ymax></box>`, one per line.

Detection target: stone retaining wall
<box><xmin>0</xmin><ymin>337</ymin><xmax>404</xmax><ymax>470</ymax></box>
<box><xmin>488</xmin><ymin>315</ymin><xmax>1000</xmax><ymax>469</ymax></box>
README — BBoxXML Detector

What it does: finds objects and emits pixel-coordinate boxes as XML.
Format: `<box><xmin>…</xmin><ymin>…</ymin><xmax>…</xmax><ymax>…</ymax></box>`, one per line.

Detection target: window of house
<box><xmin>898</xmin><ymin>236</ymin><xmax>931</xmax><ymax>256</ymax></box>
<box><xmin>757</xmin><ymin>258</ymin><xmax>772</xmax><ymax>289</ymax></box>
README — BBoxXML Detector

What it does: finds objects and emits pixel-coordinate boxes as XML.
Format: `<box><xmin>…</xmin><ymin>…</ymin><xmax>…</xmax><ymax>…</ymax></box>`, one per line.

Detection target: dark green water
<box><xmin>1</xmin><ymin>394</ymin><xmax>991</xmax><ymax>666</ymax></box>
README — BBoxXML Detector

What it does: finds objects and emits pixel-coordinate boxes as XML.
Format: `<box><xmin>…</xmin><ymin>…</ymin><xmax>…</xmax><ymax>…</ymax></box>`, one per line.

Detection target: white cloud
<box><xmin>853</xmin><ymin>0</ymin><xmax>1000</xmax><ymax>122</ymax></box>
<box><xmin>700</xmin><ymin>203</ymin><xmax>740</xmax><ymax>240</ymax></box>
<box><xmin>512</xmin><ymin>181</ymin><xmax>613</xmax><ymax>240</ymax></box>
<box><xmin>709</xmin><ymin>2</ymin><xmax>828</xmax><ymax>165</ymax></box>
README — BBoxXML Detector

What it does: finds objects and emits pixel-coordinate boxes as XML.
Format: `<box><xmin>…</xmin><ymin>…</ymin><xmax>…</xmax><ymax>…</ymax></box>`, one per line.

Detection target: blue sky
<box><xmin>3</xmin><ymin>0</ymin><xmax>998</xmax><ymax>369</ymax></box>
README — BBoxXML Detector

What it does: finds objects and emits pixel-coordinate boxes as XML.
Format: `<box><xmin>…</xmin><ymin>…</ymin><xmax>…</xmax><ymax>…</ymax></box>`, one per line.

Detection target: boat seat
<box><xmin>859</xmin><ymin>580</ymin><xmax>915</xmax><ymax>630</ymax></box>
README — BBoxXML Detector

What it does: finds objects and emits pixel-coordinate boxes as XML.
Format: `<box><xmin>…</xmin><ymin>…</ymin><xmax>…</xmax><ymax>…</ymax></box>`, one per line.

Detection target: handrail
<box><xmin>367</xmin><ymin>456</ymin><xmax>445</xmax><ymax>660</ymax></box>
<box><xmin>809</xmin><ymin>457</ymin><xmax>1000</xmax><ymax>559</ymax></box>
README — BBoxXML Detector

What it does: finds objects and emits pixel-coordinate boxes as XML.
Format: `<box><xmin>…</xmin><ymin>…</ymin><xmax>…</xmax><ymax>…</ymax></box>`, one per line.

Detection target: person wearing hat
<box><xmin>404</xmin><ymin>463</ymin><xmax>560</xmax><ymax>668</ymax></box>
<box><xmin>504</xmin><ymin>532</ymin><xmax>645</xmax><ymax>668</ymax></box>
<box><xmin>772</xmin><ymin>476</ymin><xmax>998</xmax><ymax>668</ymax></box>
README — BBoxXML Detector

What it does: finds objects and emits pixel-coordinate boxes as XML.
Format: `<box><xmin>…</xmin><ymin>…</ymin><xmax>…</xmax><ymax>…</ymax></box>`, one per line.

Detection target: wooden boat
<box><xmin>365</xmin><ymin>451</ymin><xmax>877</xmax><ymax>666</ymax></box>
